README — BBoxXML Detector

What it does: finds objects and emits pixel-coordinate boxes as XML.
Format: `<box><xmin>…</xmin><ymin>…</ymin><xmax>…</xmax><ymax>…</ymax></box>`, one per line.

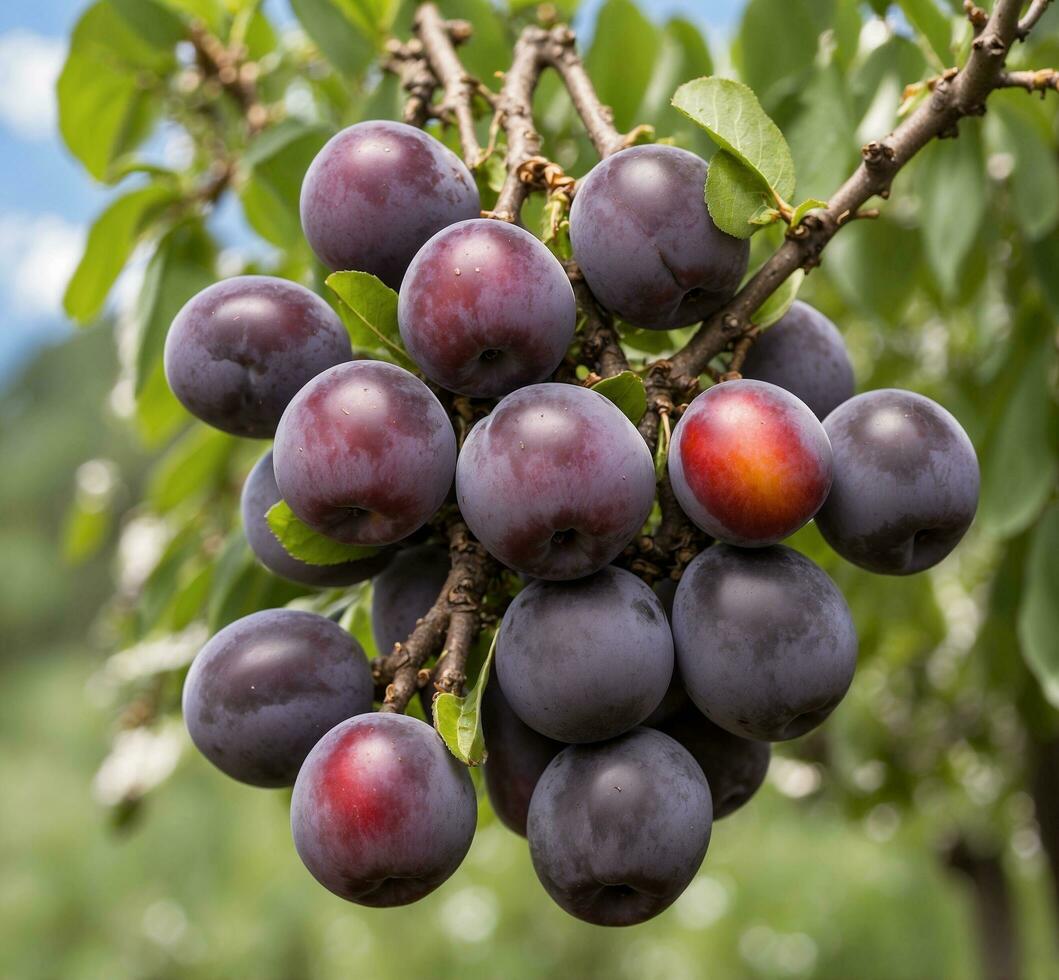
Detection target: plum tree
<box><xmin>456</xmin><ymin>383</ymin><xmax>656</xmax><ymax>579</ymax></box>
<box><xmin>815</xmin><ymin>389</ymin><xmax>980</xmax><ymax>574</ymax></box>
<box><xmin>398</xmin><ymin>219</ymin><xmax>576</xmax><ymax>397</ymax></box>
<box><xmin>569</xmin><ymin>145</ymin><xmax>749</xmax><ymax>330</ymax></box>
<box><xmin>182</xmin><ymin>609</ymin><xmax>373</xmax><ymax>787</ymax></box>
<box><xmin>655</xmin><ymin>704</ymin><xmax>771</xmax><ymax>819</ymax></box>
<box><xmin>481</xmin><ymin>677</ymin><xmax>565</xmax><ymax>836</ymax></box>
<box><xmin>527</xmin><ymin>727</ymin><xmax>712</xmax><ymax>926</ymax></box>
<box><xmin>741</xmin><ymin>301</ymin><xmax>855</xmax><ymax>421</ymax></box>
<box><xmin>370</xmin><ymin>543</ymin><xmax>450</xmax><ymax>654</ymax></box>
<box><xmin>291</xmin><ymin>712</ymin><xmax>477</xmax><ymax>906</ymax></box>
<box><xmin>496</xmin><ymin>566</ymin><xmax>673</xmax><ymax>742</ymax></box>
<box><xmin>673</xmin><ymin>544</ymin><xmax>857</xmax><ymax>741</ymax></box>
<box><xmin>241</xmin><ymin>451</ymin><xmax>390</xmax><ymax>587</ymax></box>
<box><xmin>300</xmin><ymin>121</ymin><xmax>480</xmax><ymax>289</ymax></box>
<box><xmin>669</xmin><ymin>379</ymin><xmax>833</xmax><ymax>546</ymax></box>
<box><xmin>163</xmin><ymin>276</ymin><xmax>353</xmax><ymax>438</ymax></box>
<box><xmin>273</xmin><ymin>360</ymin><xmax>457</xmax><ymax>546</ymax></box>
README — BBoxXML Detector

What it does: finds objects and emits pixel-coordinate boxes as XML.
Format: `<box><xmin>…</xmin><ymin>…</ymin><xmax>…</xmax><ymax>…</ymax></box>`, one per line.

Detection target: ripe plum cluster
<box><xmin>169</xmin><ymin>121</ymin><xmax>980</xmax><ymax>926</ymax></box>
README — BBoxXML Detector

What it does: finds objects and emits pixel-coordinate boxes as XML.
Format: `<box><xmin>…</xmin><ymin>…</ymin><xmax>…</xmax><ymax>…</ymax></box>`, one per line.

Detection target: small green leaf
<box><xmin>64</xmin><ymin>182</ymin><xmax>178</xmax><ymax>324</ymax></box>
<box><xmin>147</xmin><ymin>425</ymin><xmax>235</xmax><ymax>513</ymax></box>
<box><xmin>338</xmin><ymin>582</ymin><xmax>378</xmax><ymax>658</ymax></box>
<box><xmin>586</xmin><ymin>0</ymin><xmax>660</xmax><ymax>131</ymax></box>
<box><xmin>705</xmin><ymin>152</ymin><xmax>772</xmax><ymax>239</ymax></box>
<box><xmin>434</xmin><ymin>631</ymin><xmax>497</xmax><ymax>766</ymax></box>
<box><xmin>672</xmin><ymin>76</ymin><xmax>796</xmax><ymax>201</ymax></box>
<box><xmin>590</xmin><ymin>371</ymin><xmax>647</xmax><ymax>424</ymax></box>
<box><xmin>325</xmin><ymin>271</ymin><xmax>414</xmax><ymax>368</ymax></box>
<box><xmin>895</xmin><ymin>0</ymin><xmax>954</xmax><ymax>68</ymax></box>
<box><xmin>751</xmin><ymin>270</ymin><xmax>805</xmax><ymax>329</ymax></box>
<box><xmin>266</xmin><ymin>500</ymin><xmax>382</xmax><ymax>566</ymax></box>
<box><xmin>1018</xmin><ymin>503</ymin><xmax>1059</xmax><ymax>708</ymax></box>
<box><xmin>994</xmin><ymin>98</ymin><xmax>1059</xmax><ymax>242</ymax></box>
<box><xmin>654</xmin><ymin>417</ymin><xmax>670</xmax><ymax>482</ymax></box>
<box><xmin>289</xmin><ymin>0</ymin><xmax>373</xmax><ymax>75</ymax></box>
<box><xmin>790</xmin><ymin>199</ymin><xmax>828</xmax><ymax>229</ymax></box>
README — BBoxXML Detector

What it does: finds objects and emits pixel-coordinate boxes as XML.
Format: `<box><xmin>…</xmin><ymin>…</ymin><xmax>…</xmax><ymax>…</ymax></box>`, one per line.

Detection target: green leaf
<box><xmin>895</xmin><ymin>0</ymin><xmax>954</xmax><ymax>68</ymax></box>
<box><xmin>1018</xmin><ymin>503</ymin><xmax>1059</xmax><ymax>709</ymax></box>
<box><xmin>325</xmin><ymin>271</ymin><xmax>414</xmax><ymax>367</ymax></box>
<box><xmin>979</xmin><ymin>338</ymin><xmax>1058</xmax><ymax>539</ymax></box>
<box><xmin>619</xmin><ymin>325</ymin><xmax>698</xmax><ymax>356</ymax></box>
<box><xmin>109</xmin><ymin>0</ymin><xmax>186</xmax><ymax>49</ymax></box>
<box><xmin>132</xmin><ymin>221</ymin><xmax>216</xmax><ymax>393</ymax></box>
<box><xmin>672</xmin><ymin>77</ymin><xmax>796</xmax><ymax>202</ymax></box>
<box><xmin>994</xmin><ymin>98</ymin><xmax>1059</xmax><ymax>242</ymax></box>
<box><xmin>64</xmin><ymin>182</ymin><xmax>179</xmax><ymax>324</ymax></box>
<box><xmin>334</xmin><ymin>0</ymin><xmax>399</xmax><ymax>43</ymax></box>
<box><xmin>654</xmin><ymin>415</ymin><xmax>670</xmax><ymax>481</ymax></box>
<box><xmin>751</xmin><ymin>270</ymin><xmax>805</xmax><ymax>329</ymax></box>
<box><xmin>265</xmin><ymin>500</ymin><xmax>382</xmax><ymax>566</ymax></box>
<box><xmin>58</xmin><ymin>2</ymin><xmax>169</xmax><ymax>182</ymax></box>
<box><xmin>147</xmin><ymin>425</ymin><xmax>236</xmax><ymax>513</ymax></box>
<box><xmin>338</xmin><ymin>582</ymin><xmax>378</xmax><ymax>658</ymax></box>
<box><xmin>586</xmin><ymin>0</ymin><xmax>660</xmax><ymax>131</ymax></box>
<box><xmin>917</xmin><ymin>129</ymin><xmax>986</xmax><ymax>297</ymax></box>
<box><xmin>156</xmin><ymin>0</ymin><xmax>226</xmax><ymax>31</ymax></box>
<box><xmin>240</xmin><ymin>121</ymin><xmax>330</xmax><ymax>247</ymax></box>
<box><xmin>736</xmin><ymin>0</ymin><xmax>822</xmax><ymax>109</ymax></box>
<box><xmin>434</xmin><ymin>631</ymin><xmax>498</xmax><ymax>766</ymax></box>
<box><xmin>787</xmin><ymin>63</ymin><xmax>857</xmax><ymax>203</ymax></box>
<box><xmin>290</xmin><ymin>0</ymin><xmax>373</xmax><ymax>75</ymax></box>
<box><xmin>705</xmin><ymin>151</ymin><xmax>773</xmax><ymax>239</ymax></box>
<box><xmin>590</xmin><ymin>371</ymin><xmax>647</xmax><ymax>424</ymax></box>
<box><xmin>790</xmin><ymin>199</ymin><xmax>828</xmax><ymax>228</ymax></box>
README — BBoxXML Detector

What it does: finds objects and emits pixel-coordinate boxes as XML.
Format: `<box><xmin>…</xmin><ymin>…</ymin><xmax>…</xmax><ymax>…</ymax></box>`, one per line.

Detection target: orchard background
<box><xmin>2</xmin><ymin>0</ymin><xmax>1059</xmax><ymax>976</ymax></box>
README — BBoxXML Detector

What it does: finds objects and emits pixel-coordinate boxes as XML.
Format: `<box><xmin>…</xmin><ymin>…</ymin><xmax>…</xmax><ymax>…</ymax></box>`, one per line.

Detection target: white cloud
<box><xmin>0</xmin><ymin>30</ymin><xmax>65</xmax><ymax>141</ymax></box>
<box><xmin>0</xmin><ymin>212</ymin><xmax>84</xmax><ymax>317</ymax></box>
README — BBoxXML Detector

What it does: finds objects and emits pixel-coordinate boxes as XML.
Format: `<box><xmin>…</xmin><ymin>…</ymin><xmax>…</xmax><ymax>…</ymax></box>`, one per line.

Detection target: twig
<box><xmin>413</xmin><ymin>5</ymin><xmax>483</xmax><ymax>165</ymax></box>
<box><xmin>640</xmin><ymin>0</ymin><xmax>1041</xmax><ymax>445</ymax></box>
<box><xmin>1017</xmin><ymin>0</ymin><xmax>1053</xmax><ymax>39</ymax></box>
<box><xmin>998</xmin><ymin>67</ymin><xmax>1059</xmax><ymax>92</ymax></box>
<box><xmin>383</xmin><ymin>39</ymin><xmax>438</xmax><ymax>127</ymax></box>
<box><xmin>188</xmin><ymin>22</ymin><xmax>268</xmax><ymax>134</ymax></box>
<box><xmin>376</xmin><ymin>521</ymin><xmax>496</xmax><ymax>713</ymax></box>
<box><xmin>564</xmin><ymin>260</ymin><xmax>629</xmax><ymax>378</ymax></box>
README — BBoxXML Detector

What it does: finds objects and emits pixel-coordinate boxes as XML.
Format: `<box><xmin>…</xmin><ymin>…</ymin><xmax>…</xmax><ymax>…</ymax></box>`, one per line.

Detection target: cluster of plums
<box><xmin>170</xmin><ymin>120</ymin><xmax>980</xmax><ymax>926</ymax></box>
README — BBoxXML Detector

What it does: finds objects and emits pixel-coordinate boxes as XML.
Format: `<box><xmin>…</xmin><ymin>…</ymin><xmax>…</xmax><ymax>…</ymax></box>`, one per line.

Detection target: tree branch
<box><xmin>382</xmin><ymin>39</ymin><xmax>438</xmax><ymax>128</ymax></box>
<box><xmin>564</xmin><ymin>260</ymin><xmax>628</xmax><ymax>377</ymax></box>
<box><xmin>375</xmin><ymin>520</ymin><xmax>496</xmax><ymax>712</ymax></box>
<box><xmin>998</xmin><ymin>67</ymin><xmax>1059</xmax><ymax>92</ymax></box>
<box><xmin>412</xmin><ymin>5</ymin><xmax>483</xmax><ymax>166</ymax></box>
<box><xmin>1017</xmin><ymin>0</ymin><xmax>1053</xmax><ymax>39</ymax></box>
<box><xmin>640</xmin><ymin>0</ymin><xmax>1042</xmax><ymax>443</ymax></box>
<box><xmin>188</xmin><ymin>22</ymin><xmax>268</xmax><ymax>134</ymax></box>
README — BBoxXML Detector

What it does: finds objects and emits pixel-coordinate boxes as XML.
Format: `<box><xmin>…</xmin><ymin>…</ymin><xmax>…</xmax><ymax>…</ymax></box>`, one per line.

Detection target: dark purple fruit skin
<box><xmin>370</xmin><ymin>544</ymin><xmax>450</xmax><ymax>654</ymax></box>
<box><xmin>300</xmin><ymin>120</ymin><xmax>480</xmax><ymax>289</ymax></box>
<box><xmin>655</xmin><ymin>705</ymin><xmax>770</xmax><ymax>819</ymax></box>
<box><xmin>241</xmin><ymin>451</ymin><xmax>390</xmax><ymax>588</ymax></box>
<box><xmin>816</xmin><ymin>389</ymin><xmax>980</xmax><ymax>575</ymax></box>
<box><xmin>570</xmin><ymin>145</ymin><xmax>749</xmax><ymax>331</ymax></box>
<box><xmin>497</xmin><ymin>566</ymin><xmax>674</xmax><ymax>743</ymax></box>
<box><xmin>527</xmin><ymin>728</ymin><xmax>712</xmax><ymax>927</ymax></box>
<box><xmin>182</xmin><ymin>609</ymin><xmax>373</xmax><ymax>787</ymax></box>
<box><xmin>164</xmin><ymin>276</ymin><xmax>353</xmax><ymax>438</ymax></box>
<box><xmin>273</xmin><ymin>360</ymin><xmax>457</xmax><ymax>547</ymax></box>
<box><xmin>481</xmin><ymin>677</ymin><xmax>565</xmax><ymax>836</ymax></box>
<box><xmin>399</xmin><ymin>219</ymin><xmax>576</xmax><ymax>397</ymax></box>
<box><xmin>673</xmin><ymin>545</ymin><xmax>857</xmax><ymax>742</ymax></box>
<box><xmin>456</xmin><ymin>384</ymin><xmax>656</xmax><ymax>580</ymax></box>
<box><xmin>741</xmin><ymin>301</ymin><xmax>855</xmax><ymax>421</ymax></box>
<box><xmin>291</xmin><ymin>713</ymin><xmax>477</xmax><ymax>907</ymax></box>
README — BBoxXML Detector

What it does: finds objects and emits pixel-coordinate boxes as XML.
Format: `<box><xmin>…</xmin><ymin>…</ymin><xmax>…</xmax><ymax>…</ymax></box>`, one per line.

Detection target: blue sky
<box><xmin>0</xmin><ymin>0</ymin><xmax>743</xmax><ymax>388</ymax></box>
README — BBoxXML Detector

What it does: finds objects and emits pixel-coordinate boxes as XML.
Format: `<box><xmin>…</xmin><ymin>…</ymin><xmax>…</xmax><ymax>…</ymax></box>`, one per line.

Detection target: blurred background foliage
<box><xmin>2</xmin><ymin>0</ymin><xmax>1058</xmax><ymax>977</ymax></box>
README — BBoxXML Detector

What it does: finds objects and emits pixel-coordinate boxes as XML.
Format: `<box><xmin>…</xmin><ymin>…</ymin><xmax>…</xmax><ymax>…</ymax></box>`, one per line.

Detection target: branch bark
<box><xmin>636</xmin><ymin>0</ymin><xmax>1046</xmax><ymax>445</ymax></box>
<box><xmin>375</xmin><ymin>520</ymin><xmax>496</xmax><ymax>712</ymax></box>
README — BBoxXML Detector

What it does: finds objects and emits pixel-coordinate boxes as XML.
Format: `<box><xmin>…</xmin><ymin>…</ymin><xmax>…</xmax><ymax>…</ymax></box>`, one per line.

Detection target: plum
<box><xmin>456</xmin><ymin>383</ymin><xmax>656</xmax><ymax>579</ymax></box>
<box><xmin>164</xmin><ymin>276</ymin><xmax>352</xmax><ymax>438</ymax></box>
<box><xmin>399</xmin><ymin>219</ymin><xmax>576</xmax><ymax>397</ymax></box>
<box><xmin>815</xmin><ymin>389</ymin><xmax>979</xmax><ymax>574</ymax></box>
<box><xmin>291</xmin><ymin>712</ymin><xmax>477</xmax><ymax>906</ymax></box>
<box><xmin>527</xmin><ymin>727</ymin><xmax>712</xmax><ymax>926</ymax></box>
<box><xmin>273</xmin><ymin>360</ymin><xmax>456</xmax><ymax>547</ymax></box>
<box><xmin>669</xmin><ymin>379</ymin><xmax>833</xmax><ymax>546</ymax></box>
<box><xmin>182</xmin><ymin>609</ymin><xmax>373</xmax><ymax>787</ymax></box>
<box><xmin>570</xmin><ymin>144</ymin><xmax>749</xmax><ymax>330</ymax></box>
<box><xmin>496</xmin><ymin>566</ymin><xmax>674</xmax><ymax>743</ymax></box>
<box><xmin>741</xmin><ymin>301</ymin><xmax>855</xmax><ymax>420</ymax></box>
<box><xmin>300</xmin><ymin>120</ymin><xmax>480</xmax><ymax>289</ymax></box>
<box><xmin>673</xmin><ymin>544</ymin><xmax>857</xmax><ymax>741</ymax></box>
